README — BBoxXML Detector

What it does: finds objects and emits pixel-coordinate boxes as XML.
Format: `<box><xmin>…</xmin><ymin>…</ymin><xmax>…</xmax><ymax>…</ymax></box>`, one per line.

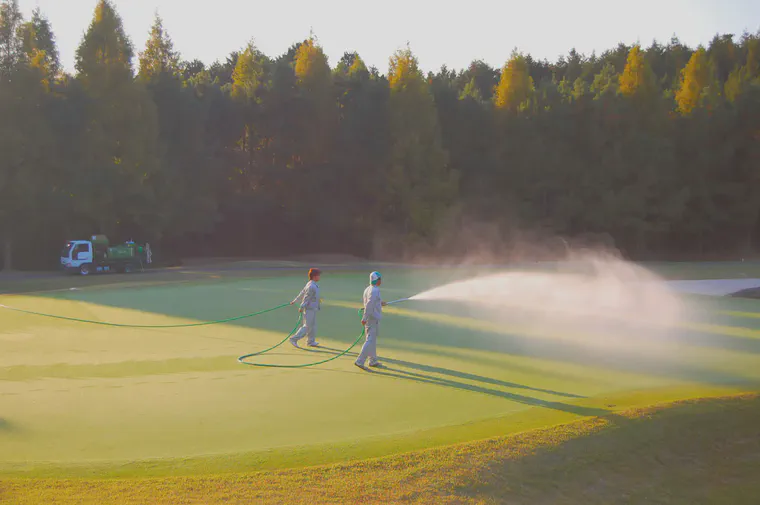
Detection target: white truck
<box><xmin>60</xmin><ymin>235</ymin><xmax>152</xmax><ymax>276</ymax></box>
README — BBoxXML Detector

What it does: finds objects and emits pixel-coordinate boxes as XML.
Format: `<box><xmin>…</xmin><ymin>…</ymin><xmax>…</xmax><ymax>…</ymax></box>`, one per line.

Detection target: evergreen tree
<box><xmin>74</xmin><ymin>0</ymin><xmax>160</xmax><ymax>236</ymax></box>
<box><xmin>460</xmin><ymin>60</ymin><xmax>499</xmax><ymax>101</ymax></box>
<box><xmin>3</xmin><ymin>3</ymin><xmax>760</xmax><ymax>264</ymax></box>
<box><xmin>0</xmin><ymin>0</ymin><xmax>22</xmax><ymax>75</ymax></box>
<box><xmin>294</xmin><ymin>36</ymin><xmax>335</xmax><ymax>163</ymax></box>
<box><xmin>139</xmin><ymin>18</ymin><xmax>219</xmax><ymax>244</ymax></box>
<box><xmin>386</xmin><ymin>47</ymin><xmax>457</xmax><ymax>240</ymax></box>
<box><xmin>708</xmin><ymin>34</ymin><xmax>737</xmax><ymax>84</ymax></box>
<box><xmin>138</xmin><ymin>14</ymin><xmax>179</xmax><ymax>81</ymax></box>
<box><xmin>0</xmin><ymin>0</ymin><xmax>58</xmax><ymax>270</ymax></box>
<box><xmin>591</xmin><ymin>63</ymin><xmax>618</xmax><ymax>98</ymax></box>
<box><xmin>230</xmin><ymin>41</ymin><xmax>267</xmax><ymax>176</ymax></box>
<box><xmin>18</xmin><ymin>8</ymin><xmax>59</xmax><ymax>78</ymax></box>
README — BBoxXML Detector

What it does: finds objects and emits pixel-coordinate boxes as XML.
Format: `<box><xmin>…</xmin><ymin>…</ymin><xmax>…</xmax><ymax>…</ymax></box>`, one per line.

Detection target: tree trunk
<box><xmin>2</xmin><ymin>232</ymin><xmax>12</xmax><ymax>272</ymax></box>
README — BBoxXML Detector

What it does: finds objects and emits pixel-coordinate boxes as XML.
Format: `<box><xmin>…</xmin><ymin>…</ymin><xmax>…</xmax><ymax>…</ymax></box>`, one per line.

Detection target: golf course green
<box><xmin>1</xmin><ymin>262</ymin><xmax>760</xmax><ymax>481</ymax></box>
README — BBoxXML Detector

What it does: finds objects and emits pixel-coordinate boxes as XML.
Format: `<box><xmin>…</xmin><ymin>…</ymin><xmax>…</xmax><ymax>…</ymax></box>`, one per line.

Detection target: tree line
<box><xmin>1</xmin><ymin>0</ymin><xmax>759</xmax><ymax>269</ymax></box>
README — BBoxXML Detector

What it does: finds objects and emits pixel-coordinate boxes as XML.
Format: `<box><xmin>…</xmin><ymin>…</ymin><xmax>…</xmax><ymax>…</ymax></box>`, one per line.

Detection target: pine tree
<box><xmin>460</xmin><ymin>60</ymin><xmax>499</xmax><ymax>101</ymax></box>
<box><xmin>746</xmin><ymin>35</ymin><xmax>760</xmax><ymax>77</ymax></box>
<box><xmin>0</xmin><ymin>0</ymin><xmax>22</xmax><ymax>76</ymax></box>
<box><xmin>18</xmin><ymin>8</ymin><xmax>60</xmax><ymax>78</ymax></box>
<box><xmin>138</xmin><ymin>17</ymin><xmax>219</xmax><ymax>243</ymax></box>
<box><xmin>708</xmin><ymin>34</ymin><xmax>737</xmax><ymax>84</ymax></box>
<box><xmin>138</xmin><ymin>14</ymin><xmax>179</xmax><ymax>81</ymax></box>
<box><xmin>74</xmin><ymin>0</ymin><xmax>160</xmax><ymax>236</ymax></box>
<box><xmin>0</xmin><ymin>1</ymin><xmax>58</xmax><ymax>270</ymax></box>
<box><xmin>459</xmin><ymin>77</ymin><xmax>483</xmax><ymax>102</ymax></box>
<box><xmin>386</xmin><ymin>47</ymin><xmax>457</xmax><ymax>239</ymax></box>
<box><xmin>591</xmin><ymin>63</ymin><xmax>618</xmax><ymax>98</ymax></box>
<box><xmin>571</xmin><ymin>77</ymin><xmax>589</xmax><ymax>102</ymax></box>
<box><xmin>725</xmin><ymin>37</ymin><xmax>760</xmax><ymax>103</ymax></box>
<box><xmin>0</xmin><ymin>0</ymin><xmax>24</xmax><ymax>268</ymax></box>
<box><xmin>344</xmin><ymin>52</ymin><xmax>369</xmax><ymax>79</ymax></box>
<box><xmin>75</xmin><ymin>0</ymin><xmax>133</xmax><ymax>86</ymax></box>
<box><xmin>230</xmin><ymin>41</ymin><xmax>267</xmax><ymax>179</ymax></box>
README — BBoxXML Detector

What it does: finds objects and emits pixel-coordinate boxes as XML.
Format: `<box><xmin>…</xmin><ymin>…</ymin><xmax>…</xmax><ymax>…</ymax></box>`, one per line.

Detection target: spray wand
<box><xmin>385</xmin><ymin>297</ymin><xmax>411</xmax><ymax>306</ymax></box>
<box><xmin>358</xmin><ymin>297</ymin><xmax>412</xmax><ymax>317</ymax></box>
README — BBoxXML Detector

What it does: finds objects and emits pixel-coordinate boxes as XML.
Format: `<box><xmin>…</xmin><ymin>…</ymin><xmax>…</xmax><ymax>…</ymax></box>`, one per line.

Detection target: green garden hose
<box><xmin>0</xmin><ymin>302</ymin><xmax>290</xmax><ymax>328</ymax></box>
<box><xmin>0</xmin><ymin>300</ymin><xmax>366</xmax><ymax>368</ymax></box>
<box><xmin>237</xmin><ymin>314</ymin><xmax>366</xmax><ymax>368</ymax></box>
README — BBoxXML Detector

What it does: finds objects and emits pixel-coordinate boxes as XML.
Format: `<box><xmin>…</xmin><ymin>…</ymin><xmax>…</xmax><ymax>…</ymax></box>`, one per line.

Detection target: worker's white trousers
<box><xmin>292</xmin><ymin>309</ymin><xmax>317</xmax><ymax>345</ymax></box>
<box><xmin>357</xmin><ymin>320</ymin><xmax>380</xmax><ymax>365</ymax></box>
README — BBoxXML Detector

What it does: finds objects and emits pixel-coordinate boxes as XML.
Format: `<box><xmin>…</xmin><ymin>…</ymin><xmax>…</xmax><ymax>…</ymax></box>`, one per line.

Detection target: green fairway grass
<box><xmin>1</xmin><ymin>262</ymin><xmax>760</xmax><ymax>480</ymax></box>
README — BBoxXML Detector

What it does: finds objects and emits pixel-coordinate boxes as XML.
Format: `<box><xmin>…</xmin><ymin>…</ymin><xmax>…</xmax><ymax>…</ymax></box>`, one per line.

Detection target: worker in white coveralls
<box><xmin>355</xmin><ymin>271</ymin><xmax>388</xmax><ymax>369</ymax></box>
<box><xmin>290</xmin><ymin>268</ymin><xmax>322</xmax><ymax>348</ymax></box>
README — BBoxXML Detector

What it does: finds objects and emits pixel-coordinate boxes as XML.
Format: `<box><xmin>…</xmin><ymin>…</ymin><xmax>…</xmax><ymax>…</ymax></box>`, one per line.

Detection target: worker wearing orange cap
<box><xmin>290</xmin><ymin>268</ymin><xmax>322</xmax><ymax>347</ymax></box>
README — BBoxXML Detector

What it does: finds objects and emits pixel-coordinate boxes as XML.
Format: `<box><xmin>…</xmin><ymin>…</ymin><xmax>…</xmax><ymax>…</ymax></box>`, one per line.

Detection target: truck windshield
<box><xmin>61</xmin><ymin>242</ymin><xmax>74</xmax><ymax>258</ymax></box>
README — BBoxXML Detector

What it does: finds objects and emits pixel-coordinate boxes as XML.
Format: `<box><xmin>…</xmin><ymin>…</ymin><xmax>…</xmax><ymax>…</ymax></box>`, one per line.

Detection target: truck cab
<box><xmin>61</xmin><ymin>240</ymin><xmax>96</xmax><ymax>275</ymax></box>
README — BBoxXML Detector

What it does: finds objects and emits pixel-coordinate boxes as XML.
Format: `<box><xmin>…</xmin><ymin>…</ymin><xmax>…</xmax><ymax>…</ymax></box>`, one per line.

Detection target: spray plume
<box><xmin>410</xmin><ymin>254</ymin><xmax>683</xmax><ymax>329</ymax></box>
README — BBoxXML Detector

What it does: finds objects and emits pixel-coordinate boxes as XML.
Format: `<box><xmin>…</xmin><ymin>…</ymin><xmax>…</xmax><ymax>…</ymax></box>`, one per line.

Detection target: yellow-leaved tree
<box><xmin>494</xmin><ymin>52</ymin><xmax>534</xmax><ymax>111</ymax></box>
<box><xmin>618</xmin><ymin>45</ymin><xmax>657</xmax><ymax>100</ymax></box>
<box><xmin>675</xmin><ymin>48</ymin><xmax>712</xmax><ymax>115</ymax></box>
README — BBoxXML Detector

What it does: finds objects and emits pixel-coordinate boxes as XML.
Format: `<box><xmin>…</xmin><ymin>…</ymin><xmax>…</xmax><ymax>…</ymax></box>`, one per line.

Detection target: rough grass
<box><xmin>2</xmin><ymin>394</ymin><xmax>758</xmax><ymax>505</ymax></box>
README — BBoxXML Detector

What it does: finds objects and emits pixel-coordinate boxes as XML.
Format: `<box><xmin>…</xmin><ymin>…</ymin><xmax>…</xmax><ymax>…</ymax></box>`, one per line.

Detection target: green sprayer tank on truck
<box><xmin>60</xmin><ymin>235</ymin><xmax>152</xmax><ymax>275</ymax></box>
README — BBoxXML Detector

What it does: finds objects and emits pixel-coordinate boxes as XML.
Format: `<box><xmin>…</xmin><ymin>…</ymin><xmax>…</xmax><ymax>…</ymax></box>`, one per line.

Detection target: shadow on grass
<box><xmin>384</xmin><ymin>358</ymin><xmax>587</xmax><ymax>399</ymax></box>
<box><xmin>372</xmin><ymin>366</ymin><xmax>609</xmax><ymax>417</ymax></box>
<box><xmin>307</xmin><ymin>346</ymin><xmax>605</xmax><ymax>416</ymax></box>
<box><xmin>454</xmin><ymin>395</ymin><xmax>760</xmax><ymax>505</ymax></box>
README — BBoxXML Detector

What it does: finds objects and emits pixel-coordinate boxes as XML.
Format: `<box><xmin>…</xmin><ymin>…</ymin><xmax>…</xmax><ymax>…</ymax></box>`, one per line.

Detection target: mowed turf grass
<box><xmin>1</xmin><ymin>264</ymin><xmax>760</xmax><ymax>488</ymax></box>
<box><xmin>3</xmin><ymin>395</ymin><xmax>759</xmax><ymax>504</ymax></box>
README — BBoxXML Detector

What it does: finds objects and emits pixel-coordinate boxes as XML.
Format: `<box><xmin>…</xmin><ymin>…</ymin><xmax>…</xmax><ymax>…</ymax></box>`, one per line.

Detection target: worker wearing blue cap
<box><xmin>356</xmin><ymin>271</ymin><xmax>387</xmax><ymax>369</ymax></box>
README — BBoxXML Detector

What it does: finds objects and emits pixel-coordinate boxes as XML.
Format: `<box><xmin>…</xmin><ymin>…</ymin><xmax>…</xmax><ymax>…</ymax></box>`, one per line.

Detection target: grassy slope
<box><xmin>2</xmin><ymin>394</ymin><xmax>758</xmax><ymax>504</ymax></box>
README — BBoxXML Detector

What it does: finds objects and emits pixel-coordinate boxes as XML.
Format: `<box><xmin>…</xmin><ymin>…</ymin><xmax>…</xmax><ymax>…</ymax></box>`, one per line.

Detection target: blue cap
<box><xmin>370</xmin><ymin>271</ymin><xmax>382</xmax><ymax>285</ymax></box>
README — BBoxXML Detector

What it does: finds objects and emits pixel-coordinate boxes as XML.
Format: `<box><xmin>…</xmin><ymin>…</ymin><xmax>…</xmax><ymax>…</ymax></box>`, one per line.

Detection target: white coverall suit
<box><xmin>357</xmin><ymin>285</ymin><xmax>383</xmax><ymax>366</ymax></box>
<box><xmin>291</xmin><ymin>280</ymin><xmax>320</xmax><ymax>346</ymax></box>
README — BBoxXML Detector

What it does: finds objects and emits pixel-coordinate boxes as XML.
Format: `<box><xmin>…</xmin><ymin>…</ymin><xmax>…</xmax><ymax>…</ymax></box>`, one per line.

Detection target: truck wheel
<box><xmin>79</xmin><ymin>264</ymin><xmax>92</xmax><ymax>276</ymax></box>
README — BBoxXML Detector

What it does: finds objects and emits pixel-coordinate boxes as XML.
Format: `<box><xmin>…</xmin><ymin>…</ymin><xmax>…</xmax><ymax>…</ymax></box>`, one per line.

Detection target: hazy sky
<box><xmin>17</xmin><ymin>0</ymin><xmax>760</xmax><ymax>73</ymax></box>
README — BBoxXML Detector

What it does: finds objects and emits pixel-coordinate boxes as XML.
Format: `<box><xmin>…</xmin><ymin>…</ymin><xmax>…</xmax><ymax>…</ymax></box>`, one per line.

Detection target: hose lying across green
<box><xmin>0</xmin><ymin>302</ymin><xmax>290</xmax><ymax>328</ymax></box>
<box><xmin>0</xmin><ymin>300</ymin><xmax>365</xmax><ymax>368</ymax></box>
<box><xmin>237</xmin><ymin>311</ymin><xmax>366</xmax><ymax>368</ymax></box>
